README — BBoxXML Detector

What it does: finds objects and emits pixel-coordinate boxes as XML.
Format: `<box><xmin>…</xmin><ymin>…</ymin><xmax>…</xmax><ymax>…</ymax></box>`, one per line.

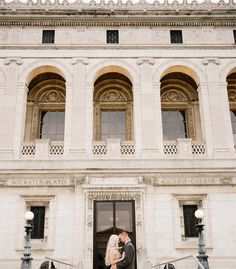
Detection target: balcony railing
<box><xmin>21</xmin><ymin>140</ymin><xmax>64</xmax><ymax>159</ymax></box>
<box><xmin>164</xmin><ymin>139</ymin><xmax>206</xmax><ymax>157</ymax></box>
<box><xmin>22</xmin><ymin>142</ymin><xmax>36</xmax><ymax>156</ymax></box>
<box><xmin>92</xmin><ymin>141</ymin><xmax>107</xmax><ymax>155</ymax></box>
<box><xmin>21</xmin><ymin>139</ymin><xmax>206</xmax><ymax>159</ymax></box>
<box><xmin>92</xmin><ymin>139</ymin><xmax>135</xmax><ymax>157</ymax></box>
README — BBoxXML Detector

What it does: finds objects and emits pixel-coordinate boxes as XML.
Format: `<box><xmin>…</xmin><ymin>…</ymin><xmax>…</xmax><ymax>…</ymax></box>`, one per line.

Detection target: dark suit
<box><xmin>116</xmin><ymin>241</ymin><xmax>135</xmax><ymax>269</ymax></box>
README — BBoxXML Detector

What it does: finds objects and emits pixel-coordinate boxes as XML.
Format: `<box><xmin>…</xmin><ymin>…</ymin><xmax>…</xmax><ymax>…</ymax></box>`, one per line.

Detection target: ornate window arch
<box><xmin>161</xmin><ymin>72</ymin><xmax>202</xmax><ymax>141</ymax></box>
<box><xmin>24</xmin><ymin>72</ymin><xmax>66</xmax><ymax>141</ymax></box>
<box><xmin>93</xmin><ymin>72</ymin><xmax>133</xmax><ymax>141</ymax></box>
<box><xmin>227</xmin><ymin>72</ymin><xmax>236</xmax><ymax>140</ymax></box>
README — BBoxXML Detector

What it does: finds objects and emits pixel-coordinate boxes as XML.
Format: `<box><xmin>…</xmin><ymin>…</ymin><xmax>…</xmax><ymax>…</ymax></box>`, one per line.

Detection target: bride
<box><xmin>105</xmin><ymin>234</ymin><xmax>125</xmax><ymax>268</ymax></box>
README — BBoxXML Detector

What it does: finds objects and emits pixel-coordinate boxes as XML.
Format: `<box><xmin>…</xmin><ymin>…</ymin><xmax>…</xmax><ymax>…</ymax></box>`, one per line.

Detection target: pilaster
<box><xmin>0</xmin><ymin>58</ymin><xmax>23</xmax><ymax>159</ymax></box>
<box><xmin>202</xmin><ymin>58</ymin><xmax>234</xmax><ymax>157</ymax></box>
<box><xmin>85</xmin><ymin>81</ymin><xmax>94</xmax><ymax>156</ymax></box>
<box><xmin>137</xmin><ymin>58</ymin><xmax>159</xmax><ymax>158</ymax></box>
<box><xmin>66</xmin><ymin>58</ymin><xmax>88</xmax><ymax>158</ymax></box>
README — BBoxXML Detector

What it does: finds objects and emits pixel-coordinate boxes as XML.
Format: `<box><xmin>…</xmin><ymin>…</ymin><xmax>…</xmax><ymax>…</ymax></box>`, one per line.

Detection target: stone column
<box><xmin>137</xmin><ymin>58</ymin><xmax>159</xmax><ymax>158</ymax></box>
<box><xmin>66</xmin><ymin>58</ymin><xmax>88</xmax><ymax>158</ymax></box>
<box><xmin>202</xmin><ymin>58</ymin><xmax>234</xmax><ymax>157</ymax></box>
<box><xmin>0</xmin><ymin>58</ymin><xmax>23</xmax><ymax>159</ymax></box>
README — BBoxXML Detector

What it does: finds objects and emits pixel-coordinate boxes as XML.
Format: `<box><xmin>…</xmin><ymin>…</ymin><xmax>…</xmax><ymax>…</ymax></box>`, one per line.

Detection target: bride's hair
<box><xmin>105</xmin><ymin>234</ymin><xmax>119</xmax><ymax>266</ymax></box>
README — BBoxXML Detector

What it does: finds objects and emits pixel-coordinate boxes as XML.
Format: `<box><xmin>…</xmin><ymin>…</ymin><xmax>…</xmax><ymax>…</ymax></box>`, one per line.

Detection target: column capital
<box><xmin>4</xmin><ymin>57</ymin><xmax>23</xmax><ymax>66</ymax></box>
<box><xmin>71</xmin><ymin>57</ymin><xmax>89</xmax><ymax>65</ymax></box>
<box><xmin>137</xmin><ymin>57</ymin><xmax>155</xmax><ymax>65</ymax></box>
<box><xmin>202</xmin><ymin>57</ymin><xmax>220</xmax><ymax>66</ymax></box>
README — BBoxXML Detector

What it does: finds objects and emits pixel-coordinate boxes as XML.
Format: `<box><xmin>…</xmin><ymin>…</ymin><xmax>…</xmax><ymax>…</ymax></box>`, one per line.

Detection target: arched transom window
<box><xmin>161</xmin><ymin>72</ymin><xmax>202</xmax><ymax>141</ymax></box>
<box><xmin>24</xmin><ymin>72</ymin><xmax>66</xmax><ymax>141</ymax></box>
<box><xmin>93</xmin><ymin>72</ymin><xmax>133</xmax><ymax>141</ymax></box>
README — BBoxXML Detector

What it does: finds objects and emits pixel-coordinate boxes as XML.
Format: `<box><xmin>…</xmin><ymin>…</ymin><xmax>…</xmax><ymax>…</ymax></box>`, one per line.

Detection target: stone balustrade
<box><xmin>21</xmin><ymin>139</ymin><xmax>206</xmax><ymax>159</ymax></box>
<box><xmin>164</xmin><ymin>139</ymin><xmax>206</xmax><ymax>157</ymax></box>
<box><xmin>21</xmin><ymin>140</ymin><xmax>64</xmax><ymax>159</ymax></box>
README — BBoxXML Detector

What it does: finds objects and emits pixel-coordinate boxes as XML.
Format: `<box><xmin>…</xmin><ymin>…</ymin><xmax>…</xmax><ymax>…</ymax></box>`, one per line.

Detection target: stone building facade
<box><xmin>0</xmin><ymin>0</ymin><xmax>236</xmax><ymax>268</ymax></box>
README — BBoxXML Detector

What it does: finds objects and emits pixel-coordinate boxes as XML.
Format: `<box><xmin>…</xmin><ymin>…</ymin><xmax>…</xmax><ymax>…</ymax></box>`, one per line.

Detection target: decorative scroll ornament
<box><xmin>228</xmin><ymin>90</ymin><xmax>236</xmax><ymax>102</ymax></box>
<box><xmin>161</xmin><ymin>89</ymin><xmax>187</xmax><ymax>103</ymax></box>
<box><xmin>100</xmin><ymin>89</ymin><xmax>126</xmax><ymax>102</ymax></box>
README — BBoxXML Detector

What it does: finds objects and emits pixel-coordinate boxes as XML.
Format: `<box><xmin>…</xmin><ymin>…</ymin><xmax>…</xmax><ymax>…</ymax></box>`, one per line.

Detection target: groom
<box><xmin>113</xmin><ymin>231</ymin><xmax>135</xmax><ymax>269</ymax></box>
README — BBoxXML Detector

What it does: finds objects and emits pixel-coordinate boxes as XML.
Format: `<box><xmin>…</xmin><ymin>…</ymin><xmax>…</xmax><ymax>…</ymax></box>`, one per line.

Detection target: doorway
<box><xmin>93</xmin><ymin>200</ymin><xmax>136</xmax><ymax>269</ymax></box>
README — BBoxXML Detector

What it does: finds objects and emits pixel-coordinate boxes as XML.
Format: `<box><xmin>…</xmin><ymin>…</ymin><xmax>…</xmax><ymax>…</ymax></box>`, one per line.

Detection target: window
<box><xmin>106</xmin><ymin>30</ymin><xmax>119</xmax><ymax>44</ymax></box>
<box><xmin>31</xmin><ymin>206</ymin><xmax>46</xmax><ymax>239</ymax></box>
<box><xmin>101</xmin><ymin>110</ymin><xmax>126</xmax><ymax>140</ymax></box>
<box><xmin>93</xmin><ymin>72</ymin><xmax>133</xmax><ymax>141</ymax></box>
<box><xmin>160</xmin><ymin>72</ymin><xmax>202</xmax><ymax>141</ymax></box>
<box><xmin>24</xmin><ymin>72</ymin><xmax>66</xmax><ymax>142</ymax></box>
<box><xmin>39</xmin><ymin>111</ymin><xmax>65</xmax><ymax>141</ymax></box>
<box><xmin>170</xmin><ymin>30</ymin><xmax>183</xmax><ymax>44</ymax></box>
<box><xmin>183</xmin><ymin>205</ymin><xmax>198</xmax><ymax>237</ymax></box>
<box><xmin>172</xmin><ymin>194</ymin><xmax>209</xmax><ymax>248</ymax></box>
<box><xmin>233</xmin><ymin>30</ymin><xmax>236</xmax><ymax>43</ymax></box>
<box><xmin>230</xmin><ymin>111</ymin><xmax>236</xmax><ymax>140</ymax></box>
<box><xmin>179</xmin><ymin>199</ymin><xmax>202</xmax><ymax>240</ymax></box>
<box><xmin>227</xmin><ymin>72</ymin><xmax>236</xmax><ymax>142</ymax></box>
<box><xmin>42</xmin><ymin>30</ymin><xmax>55</xmax><ymax>44</ymax></box>
<box><xmin>162</xmin><ymin>110</ymin><xmax>187</xmax><ymax>140</ymax></box>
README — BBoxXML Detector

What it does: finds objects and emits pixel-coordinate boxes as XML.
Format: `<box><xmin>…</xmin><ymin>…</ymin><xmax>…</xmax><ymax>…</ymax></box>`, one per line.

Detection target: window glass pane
<box><xmin>162</xmin><ymin>110</ymin><xmax>187</xmax><ymax>140</ymax></box>
<box><xmin>31</xmin><ymin>206</ymin><xmax>45</xmax><ymax>239</ymax></box>
<box><xmin>230</xmin><ymin>111</ymin><xmax>236</xmax><ymax>140</ymax></box>
<box><xmin>39</xmin><ymin>111</ymin><xmax>65</xmax><ymax>141</ymax></box>
<box><xmin>42</xmin><ymin>30</ymin><xmax>55</xmax><ymax>44</ymax></box>
<box><xmin>183</xmin><ymin>205</ymin><xmax>198</xmax><ymax>237</ymax></box>
<box><xmin>115</xmin><ymin>202</ymin><xmax>133</xmax><ymax>233</ymax></box>
<box><xmin>170</xmin><ymin>30</ymin><xmax>183</xmax><ymax>44</ymax></box>
<box><xmin>101</xmin><ymin>110</ymin><xmax>126</xmax><ymax>140</ymax></box>
<box><xmin>106</xmin><ymin>30</ymin><xmax>119</xmax><ymax>44</ymax></box>
<box><xmin>96</xmin><ymin>202</ymin><xmax>113</xmax><ymax>233</ymax></box>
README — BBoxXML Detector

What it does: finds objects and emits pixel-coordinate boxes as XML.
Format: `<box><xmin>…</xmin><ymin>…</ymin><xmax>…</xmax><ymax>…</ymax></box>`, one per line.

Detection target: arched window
<box><xmin>93</xmin><ymin>72</ymin><xmax>133</xmax><ymax>141</ymax></box>
<box><xmin>24</xmin><ymin>72</ymin><xmax>66</xmax><ymax>141</ymax></box>
<box><xmin>227</xmin><ymin>72</ymin><xmax>236</xmax><ymax>140</ymax></box>
<box><xmin>161</xmin><ymin>72</ymin><xmax>202</xmax><ymax>141</ymax></box>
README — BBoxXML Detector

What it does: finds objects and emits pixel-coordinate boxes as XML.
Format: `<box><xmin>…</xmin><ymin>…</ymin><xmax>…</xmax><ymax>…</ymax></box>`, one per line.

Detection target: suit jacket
<box><xmin>116</xmin><ymin>241</ymin><xmax>135</xmax><ymax>269</ymax></box>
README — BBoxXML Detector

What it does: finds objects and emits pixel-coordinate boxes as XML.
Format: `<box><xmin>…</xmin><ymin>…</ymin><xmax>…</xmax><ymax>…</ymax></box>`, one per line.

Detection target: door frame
<box><xmin>84</xmin><ymin>190</ymin><xmax>144</xmax><ymax>269</ymax></box>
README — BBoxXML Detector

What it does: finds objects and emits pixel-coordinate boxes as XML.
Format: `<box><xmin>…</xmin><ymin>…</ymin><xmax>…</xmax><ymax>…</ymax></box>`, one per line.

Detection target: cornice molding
<box><xmin>0</xmin><ymin>0</ymin><xmax>236</xmax><ymax>26</ymax></box>
<box><xmin>0</xmin><ymin>16</ymin><xmax>236</xmax><ymax>27</ymax></box>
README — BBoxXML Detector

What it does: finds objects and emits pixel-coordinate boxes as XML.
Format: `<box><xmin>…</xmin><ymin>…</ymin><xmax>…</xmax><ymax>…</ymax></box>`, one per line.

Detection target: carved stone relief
<box><xmin>161</xmin><ymin>89</ymin><xmax>187</xmax><ymax>103</ymax></box>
